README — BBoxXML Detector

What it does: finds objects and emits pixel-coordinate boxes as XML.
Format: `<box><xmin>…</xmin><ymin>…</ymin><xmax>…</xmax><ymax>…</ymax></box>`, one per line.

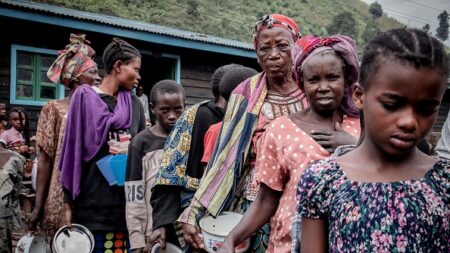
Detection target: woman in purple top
<box><xmin>59</xmin><ymin>38</ymin><xmax>145</xmax><ymax>252</ymax></box>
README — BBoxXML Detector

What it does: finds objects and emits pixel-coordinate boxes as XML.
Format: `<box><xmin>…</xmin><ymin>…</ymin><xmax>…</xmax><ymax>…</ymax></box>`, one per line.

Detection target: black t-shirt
<box><xmin>125</xmin><ymin>128</ymin><xmax>166</xmax><ymax>182</ymax></box>
<box><xmin>151</xmin><ymin>100</ymin><xmax>225</xmax><ymax>229</ymax></box>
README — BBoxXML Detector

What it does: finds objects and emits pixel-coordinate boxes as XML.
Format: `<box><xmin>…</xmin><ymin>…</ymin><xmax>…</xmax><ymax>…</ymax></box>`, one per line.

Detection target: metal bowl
<box><xmin>52</xmin><ymin>224</ymin><xmax>94</xmax><ymax>253</ymax></box>
<box><xmin>15</xmin><ymin>233</ymin><xmax>46</xmax><ymax>253</ymax></box>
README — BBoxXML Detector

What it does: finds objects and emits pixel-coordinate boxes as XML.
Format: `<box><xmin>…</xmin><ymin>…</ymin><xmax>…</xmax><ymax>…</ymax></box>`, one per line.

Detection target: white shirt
<box><xmin>137</xmin><ymin>94</ymin><xmax>150</xmax><ymax>120</ymax></box>
<box><xmin>436</xmin><ymin>110</ymin><xmax>450</xmax><ymax>160</ymax></box>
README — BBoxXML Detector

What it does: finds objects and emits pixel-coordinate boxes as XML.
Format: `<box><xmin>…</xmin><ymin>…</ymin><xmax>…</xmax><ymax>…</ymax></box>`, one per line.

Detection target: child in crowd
<box><xmin>0</xmin><ymin>107</ymin><xmax>32</xmax><ymax>156</ymax></box>
<box><xmin>125</xmin><ymin>80</ymin><xmax>186</xmax><ymax>253</ymax></box>
<box><xmin>219</xmin><ymin>35</ymin><xmax>360</xmax><ymax>253</ymax></box>
<box><xmin>0</xmin><ymin>147</ymin><xmax>25</xmax><ymax>253</ymax></box>
<box><xmin>149</xmin><ymin>64</ymin><xmax>241</xmax><ymax>250</ymax></box>
<box><xmin>0</xmin><ymin>103</ymin><xmax>7</xmax><ymax>134</ymax></box>
<box><xmin>201</xmin><ymin>66</ymin><xmax>258</xmax><ymax>165</ymax></box>
<box><xmin>298</xmin><ymin>28</ymin><xmax>449</xmax><ymax>252</ymax></box>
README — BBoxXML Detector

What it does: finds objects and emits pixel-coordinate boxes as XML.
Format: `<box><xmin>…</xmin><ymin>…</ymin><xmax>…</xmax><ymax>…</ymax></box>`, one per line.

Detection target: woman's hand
<box><xmin>217</xmin><ymin>238</ymin><xmax>235</xmax><ymax>253</ymax></box>
<box><xmin>27</xmin><ymin>207</ymin><xmax>43</xmax><ymax>231</ymax></box>
<box><xmin>18</xmin><ymin>145</ymin><xmax>29</xmax><ymax>154</ymax></box>
<box><xmin>64</xmin><ymin>203</ymin><xmax>72</xmax><ymax>229</ymax></box>
<box><xmin>181</xmin><ymin>223</ymin><xmax>204</xmax><ymax>249</ymax></box>
<box><xmin>28</xmin><ymin>146</ymin><xmax>35</xmax><ymax>154</ymax></box>
<box><xmin>144</xmin><ymin>227</ymin><xmax>166</xmax><ymax>253</ymax></box>
<box><xmin>311</xmin><ymin>123</ymin><xmax>356</xmax><ymax>153</ymax></box>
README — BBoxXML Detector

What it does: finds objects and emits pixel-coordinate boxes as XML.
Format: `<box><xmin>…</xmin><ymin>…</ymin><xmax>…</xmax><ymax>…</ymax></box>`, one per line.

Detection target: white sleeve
<box><xmin>436</xmin><ymin>111</ymin><xmax>450</xmax><ymax>160</ymax></box>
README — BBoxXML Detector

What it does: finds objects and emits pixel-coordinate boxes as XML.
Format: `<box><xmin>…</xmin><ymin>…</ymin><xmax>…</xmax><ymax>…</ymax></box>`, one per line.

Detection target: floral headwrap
<box><xmin>295</xmin><ymin>35</ymin><xmax>360</xmax><ymax>117</ymax></box>
<box><xmin>252</xmin><ymin>14</ymin><xmax>301</xmax><ymax>48</ymax></box>
<box><xmin>47</xmin><ymin>33</ymin><xmax>97</xmax><ymax>88</ymax></box>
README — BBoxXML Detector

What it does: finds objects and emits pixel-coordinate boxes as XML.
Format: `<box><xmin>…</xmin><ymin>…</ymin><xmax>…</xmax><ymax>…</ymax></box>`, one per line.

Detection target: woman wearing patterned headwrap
<box><xmin>28</xmin><ymin>33</ymin><xmax>100</xmax><ymax>240</ymax></box>
<box><xmin>179</xmin><ymin>14</ymin><xmax>307</xmax><ymax>253</ymax></box>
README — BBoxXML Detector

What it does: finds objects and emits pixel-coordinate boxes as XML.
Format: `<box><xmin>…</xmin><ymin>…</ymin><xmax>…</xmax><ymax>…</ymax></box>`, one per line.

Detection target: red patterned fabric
<box><xmin>252</xmin><ymin>14</ymin><xmax>300</xmax><ymax>48</ymax></box>
<box><xmin>47</xmin><ymin>33</ymin><xmax>96</xmax><ymax>87</ymax></box>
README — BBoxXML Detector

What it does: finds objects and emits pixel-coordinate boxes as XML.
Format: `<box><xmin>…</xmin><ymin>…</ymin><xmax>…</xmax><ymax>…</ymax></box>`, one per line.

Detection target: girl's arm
<box><xmin>218</xmin><ymin>184</ymin><xmax>282</xmax><ymax>253</ymax></box>
<box><xmin>300</xmin><ymin>217</ymin><xmax>327</xmax><ymax>253</ymax></box>
<box><xmin>28</xmin><ymin>150</ymin><xmax>52</xmax><ymax>230</ymax></box>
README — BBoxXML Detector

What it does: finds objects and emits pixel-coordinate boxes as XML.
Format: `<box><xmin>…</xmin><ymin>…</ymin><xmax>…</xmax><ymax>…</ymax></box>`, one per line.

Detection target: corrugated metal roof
<box><xmin>0</xmin><ymin>0</ymin><xmax>253</xmax><ymax>50</ymax></box>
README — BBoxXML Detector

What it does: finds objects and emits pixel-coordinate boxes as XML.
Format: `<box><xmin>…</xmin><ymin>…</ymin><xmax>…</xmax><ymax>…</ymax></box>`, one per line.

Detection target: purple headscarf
<box><xmin>295</xmin><ymin>35</ymin><xmax>360</xmax><ymax>117</ymax></box>
<box><xmin>59</xmin><ymin>85</ymin><xmax>132</xmax><ymax>199</ymax></box>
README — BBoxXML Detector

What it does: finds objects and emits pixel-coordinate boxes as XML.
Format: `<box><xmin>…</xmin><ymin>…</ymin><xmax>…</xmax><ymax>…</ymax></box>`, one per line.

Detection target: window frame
<box><xmin>10</xmin><ymin>44</ymin><xmax>64</xmax><ymax>106</ymax></box>
<box><xmin>161</xmin><ymin>52</ymin><xmax>181</xmax><ymax>84</ymax></box>
<box><xmin>140</xmin><ymin>49</ymin><xmax>181</xmax><ymax>83</ymax></box>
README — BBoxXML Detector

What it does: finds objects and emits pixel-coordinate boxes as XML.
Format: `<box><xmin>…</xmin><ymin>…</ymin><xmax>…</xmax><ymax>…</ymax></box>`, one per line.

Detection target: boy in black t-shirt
<box><xmin>125</xmin><ymin>80</ymin><xmax>185</xmax><ymax>252</ymax></box>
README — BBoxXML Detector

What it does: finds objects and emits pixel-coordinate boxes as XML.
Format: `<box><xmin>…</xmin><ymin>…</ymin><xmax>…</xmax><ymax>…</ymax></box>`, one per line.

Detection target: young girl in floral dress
<box><xmin>297</xmin><ymin>28</ymin><xmax>450</xmax><ymax>253</ymax></box>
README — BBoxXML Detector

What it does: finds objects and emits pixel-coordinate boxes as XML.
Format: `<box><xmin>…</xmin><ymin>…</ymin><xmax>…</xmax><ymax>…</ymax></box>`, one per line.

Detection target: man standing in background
<box><xmin>137</xmin><ymin>85</ymin><xmax>151</xmax><ymax>125</ymax></box>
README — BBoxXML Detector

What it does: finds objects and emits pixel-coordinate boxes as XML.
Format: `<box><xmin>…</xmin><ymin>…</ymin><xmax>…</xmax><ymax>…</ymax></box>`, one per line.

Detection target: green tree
<box><xmin>436</xmin><ymin>10</ymin><xmax>449</xmax><ymax>41</ymax></box>
<box><xmin>362</xmin><ymin>20</ymin><xmax>380</xmax><ymax>43</ymax></box>
<box><xmin>187</xmin><ymin>0</ymin><xmax>200</xmax><ymax>18</ymax></box>
<box><xmin>327</xmin><ymin>11</ymin><xmax>359</xmax><ymax>39</ymax></box>
<box><xmin>422</xmin><ymin>24</ymin><xmax>430</xmax><ymax>34</ymax></box>
<box><xmin>369</xmin><ymin>2</ymin><xmax>383</xmax><ymax>19</ymax></box>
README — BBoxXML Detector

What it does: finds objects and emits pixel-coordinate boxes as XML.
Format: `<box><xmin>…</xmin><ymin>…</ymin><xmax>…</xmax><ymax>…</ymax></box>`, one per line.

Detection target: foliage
<box><xmin>31</xmin><ymin>0</ymin><xmax>403</xmax><ymax>53</ymax></box>
<box><xmin>436</xmin><ymin>10</ymin><xmax>449</xmax><ymax>41</ymax></box>
<box><xmin>187</xmin><ymin>0</ymin><xmax>200</xmax><ymax>18</ymax></box>
<box><xmin>362</xmin><ymin>19</ymin><xmax>380</xmax><ymax>44</ymax></box>
<box><xmin>368</xmin><ymin>2</ymin><xmax>383</xmax><ymax>19</ymax></box>
<box><xmin>327</xmin><ymin>11</ymin><xmax>359</xmax><ymax>39</ymax></box>
<box><xmin>422</xmin><ymin>24</ymin><xmax>430</xmax><ymax>34</ymax></box>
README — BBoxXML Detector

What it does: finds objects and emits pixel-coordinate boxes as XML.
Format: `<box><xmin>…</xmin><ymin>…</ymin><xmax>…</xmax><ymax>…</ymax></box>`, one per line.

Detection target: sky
<box><xmin>361</xmin><ymin>0</ymin><xmax>450</xmax><ymax>46</ymax></box>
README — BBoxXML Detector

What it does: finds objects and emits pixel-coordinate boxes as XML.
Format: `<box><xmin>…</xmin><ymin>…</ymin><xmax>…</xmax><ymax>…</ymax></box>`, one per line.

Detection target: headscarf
<box><xmin>252</xmin><ymin>14</ymin><xmax>300</xmax><ymax>48</ymax></box>
<box><xmin>47</xmin><ymin>33</ymin><xmax>97</xmax><ymax>87</ymax></box>
<box><xmin>295</xmin><ymin>35</ymin><xmax>360</xmax><ymax>117</ymax></box>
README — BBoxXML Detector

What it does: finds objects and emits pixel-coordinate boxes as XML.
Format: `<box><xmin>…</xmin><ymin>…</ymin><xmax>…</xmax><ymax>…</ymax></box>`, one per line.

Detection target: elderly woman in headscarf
<box><xmin>28</xmin><ymin>33</ymin><xmax>100</xmax><ymax>240</ymax></box>
<box><xmin>218</xmin><ymin>35</ymin><xmax>361</xmax><ymax>253</ymax></box>
<box><xmin>179</xmin><ymin>14</ymin><xmax>307</xmax><ymax>253</ymax></box>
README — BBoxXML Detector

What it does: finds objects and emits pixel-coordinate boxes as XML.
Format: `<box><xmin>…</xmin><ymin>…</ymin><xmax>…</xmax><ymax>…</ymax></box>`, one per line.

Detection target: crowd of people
<box><xmin>0</xmin><ymin>13</ymin><xmax>449</xmax><ymax>253</ymax></box>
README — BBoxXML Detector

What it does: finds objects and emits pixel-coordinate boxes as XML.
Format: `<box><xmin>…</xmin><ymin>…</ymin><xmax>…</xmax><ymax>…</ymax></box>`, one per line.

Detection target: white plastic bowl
<box><xmin>151</xmin><ymin>242</ymin><xmax>183</xmax><ymax>253</ymax></box>
<box><xmin>199</xmin><ymin>212</ymin><xmax>250</xmax><ymax>253</ymax></box>
<box><xmin>15</xmin><ymin>233</ymin><xmax>46</xmax><ymax>253</ymax></box>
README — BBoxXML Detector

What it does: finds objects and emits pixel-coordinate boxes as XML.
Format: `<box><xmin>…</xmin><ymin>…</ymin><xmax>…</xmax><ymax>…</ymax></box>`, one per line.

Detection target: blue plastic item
<box><xmin>96</xmin><ymin>154</ymin><xmax>117</xmax><ymax>186</ymax></box>
<box><xmin>110</xmin><ymin>154</ymin><xmax>128</xmax><ymax>186</ymax></box>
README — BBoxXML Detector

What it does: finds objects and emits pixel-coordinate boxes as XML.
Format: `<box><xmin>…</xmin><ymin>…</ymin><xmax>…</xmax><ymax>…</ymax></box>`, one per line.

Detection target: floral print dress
<box><xmin>295</xmin><ymin>146</ymin><xmax>450</xmax><ymax>253</ymax></box>
<box><xmin>35</xmin><ymin>99</ymin><xmax>69</xmax><ymax>240</ymax></box>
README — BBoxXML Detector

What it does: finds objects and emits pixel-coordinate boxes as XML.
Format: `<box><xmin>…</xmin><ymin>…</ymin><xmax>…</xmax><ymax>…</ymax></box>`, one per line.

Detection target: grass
<box><xmin>33</xmin><ymin>0</ymin><xmax>403</xmax><ymax>52</ymax></box>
